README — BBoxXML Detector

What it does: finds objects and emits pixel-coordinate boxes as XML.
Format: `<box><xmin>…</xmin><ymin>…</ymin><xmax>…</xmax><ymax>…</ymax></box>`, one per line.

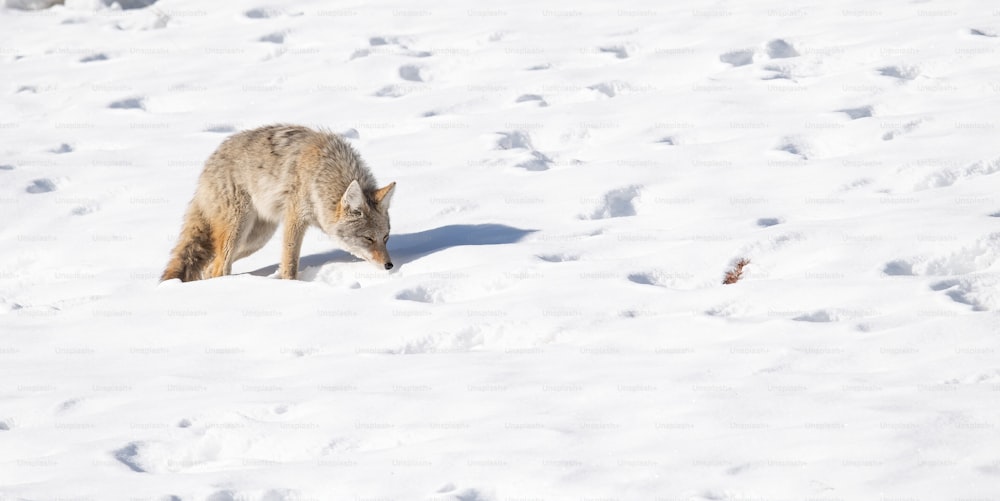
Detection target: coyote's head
<box><xmin>333</xmin><ymin>179</ymin><xmax>396</xmax><ymax>270</ymax></box>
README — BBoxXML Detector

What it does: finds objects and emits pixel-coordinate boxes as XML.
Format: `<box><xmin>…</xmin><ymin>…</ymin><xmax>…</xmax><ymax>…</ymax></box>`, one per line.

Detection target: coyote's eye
<box><xmin>383</xmin><ymin>235</ymin><xmax>389</xmax><ymax>243</ymax></box>
<box><xmin>363</xmin><ymin>236</ymin><xmax>374</xmax><ymax>244</ymax></box>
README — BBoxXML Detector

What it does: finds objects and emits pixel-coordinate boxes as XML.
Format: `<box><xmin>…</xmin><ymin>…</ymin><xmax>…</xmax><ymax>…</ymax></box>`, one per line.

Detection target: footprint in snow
<box><xmin>881</xmin><ymin>120</ymin><xmax>921</xmax><ymax>141</ymax></box>
<box><xmin>969</xmin><ymin>28</ymin><xmax>997</xmax><ymax>37</ymax></box>
<box><xmin>57</xmin><ymin>398</ymin><xmax>80</xmax><ymax>412</ymax></box>
<box><xmin>930</xmin><ymin>278</ymin><xmax>996</xmax><ymax>311</ymax></box>
<box><xmin>837</xmin><ymin>106</ymin><xmax>873</xmax><ymax>120</ymax></box>
<box><xmin>495</xmin><ymin>131</ymin><xmax>533</xmax><ymax>150</ymax></box>
<box><xmin>599</xmin><ymin>45</ymin><xmax>628</xmax><ymax>59</ymax></box>
<box><xmin>26</xmin><ymin>178</ymin><xmax>58</xmax><ymax>194</ymax></box>
<box><xmin>515</xmin><ymin>94</ymin><xmax>547</xmax><ymax>107</ymax></box>
<box><xmin>719</xmin><ymin>49</ymin><xmax>754</xmax><ymax>67</ymax></box>
<box><xmin>109</xmin><ymin>97</ymin><xmax>145</xmax><ymax>110</ymax></box>
<box><xmin>0</xmin><ymin>164</ymin><xmax>14</xmax><ymax>171</ymax></box>
<box><xmin>627</xmin><ymin>272</ymin><xmax>660</xmax><ymax>286</ymax></box>
<box><xmin>111</xmin><ymin>0</ymin><xmax>159</xmax><ymax>9</ymax></box>
<box><xmin>585</xmin><ymin>185</ymin><xmax>641</xmax><ymax>219</ymax></box>
<box><xmin>259</xmin><ymin>32</ymin><xmax>285</xmax><ymax>44</ymax></box>
<box><xmin>349</xmin><ymin>48</ymin><xmax>372</xmax><ymax>60</ymax></box>
<box><xmin>369</xmin><ymin>36</ymin><xmax>398</xmax><ymax>46</ymax></box>
<box><xmin>113</xmin><ymin>442</ymin><xmax>146</xmax><ymax>473</ymax></box>
<box><xmin>395</xmin><ymin>286</ymin><xmax>439</xmax><ymax>303</ymax></box>
<box><xmin>756</xmin><ymin>217</ymin><xmax>782</xmax><ymax>227</ymax></box>
<box><xmin>765</xmin><ymin>39</ymin><xmax>799</xmax><ymax>58</ymax></box>
<box><xmin>399</xmin><ymin>64</ymin><xmax>424</xmax><ymax>82</ymax></box>
<box><xmin>588</xmin><ymin>81</ymin><xmax>625</xmax><ymax>97</ymax></box>
<box><xmin>516</xmin><ymin>151</ymin><xmax>553</xmax><ymax>171</ymax></box>
<box><xmin>50</xmin><ymin>143</ymin><xmax>73</xmax><ymax>154</ymax></box>
<box><xmin>245</xmin><ymin>7</ymin><xmax>281</xmax><ymax>19</ymax></box>
<box><xmin>496</xmin><ymin>131</ymin><xmax>553</xmax><ymax>171</ymax></box>
<box><xmin>877</xmin><ymin>65</ymin><xmax>920</xmax><ymax>80</ymax></box>
<box><xmin>353</xmin><ymin>36</ymin><xmax>428</xmax><ymax>59</ymax></box>
<box><xmin>793</xmin><ymin>310</ymin><xmax>835</xmax><ymax>322</ymax></box>
<box><xmin>537</xmin><ymin>253</ymin><xmax>578</xmax><ymax>263</ymax></box>
<box><xmin>453</xmin><ymin>489</ymin><xmax>489</xmax><ymax>501</ymax></box>
<box><xmin>80</xmin><ymin>53</ymin><xmax>108</xmax><ymax>63</ymax></box>
<box><xmin>373</xmin><ymin>85</ymin><xmax>409</xmax><ymax>98</ymax></box>
<box><xmin>776</xmin><ymin>138</ymin><xmax>809</xmax><ymax>159</ymax></box>
<box><xmin>762</xmin><ymin>64</ymin><xmax>793</xmax><ymax>80</ymax></box>
<box><xmin>917</xmin><ymin>158</ymin><xmax>1000</xmax><ymax>190</ymax></box>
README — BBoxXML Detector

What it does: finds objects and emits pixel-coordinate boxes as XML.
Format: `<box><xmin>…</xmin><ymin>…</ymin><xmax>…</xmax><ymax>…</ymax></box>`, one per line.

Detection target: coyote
<box><xmin>161</xmin><ymin>124</ymin><xmax>396</xmax><ymax>282</ymax></box>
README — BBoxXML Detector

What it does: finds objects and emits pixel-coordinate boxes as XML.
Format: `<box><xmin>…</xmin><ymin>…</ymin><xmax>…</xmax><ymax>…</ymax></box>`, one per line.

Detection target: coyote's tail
<box><xmin>161</xmin><ymin>203</ymin><xmax>214</xmax><ymax>282</ymax></box>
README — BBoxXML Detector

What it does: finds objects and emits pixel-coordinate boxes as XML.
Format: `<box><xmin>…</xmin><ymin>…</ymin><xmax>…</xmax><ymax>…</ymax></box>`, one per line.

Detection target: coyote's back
<box><xmin>161</xmin><ymin>124</ymin><xmax>396</xmax><ymax>282</ymax></box>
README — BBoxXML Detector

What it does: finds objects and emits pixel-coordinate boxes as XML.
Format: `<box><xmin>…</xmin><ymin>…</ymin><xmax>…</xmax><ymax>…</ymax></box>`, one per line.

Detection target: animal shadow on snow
<box><xmin>248</xmin><ymin>223</ymin><xmax>536</xmax><ymax>277</ymax></box>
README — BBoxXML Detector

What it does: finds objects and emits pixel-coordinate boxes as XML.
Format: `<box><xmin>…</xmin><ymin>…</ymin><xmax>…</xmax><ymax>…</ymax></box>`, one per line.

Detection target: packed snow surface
<box><xmin>2</xmin><ymin>0</ymin><xmax>1000</xmax><ymax>499</ymax></box>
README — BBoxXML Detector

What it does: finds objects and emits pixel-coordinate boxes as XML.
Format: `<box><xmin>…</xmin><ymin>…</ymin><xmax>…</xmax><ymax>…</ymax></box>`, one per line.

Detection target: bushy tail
<box><xmin>161</xmin><ymin>204</ymin><xmax>213</xmax><ymax>282</ymax></box>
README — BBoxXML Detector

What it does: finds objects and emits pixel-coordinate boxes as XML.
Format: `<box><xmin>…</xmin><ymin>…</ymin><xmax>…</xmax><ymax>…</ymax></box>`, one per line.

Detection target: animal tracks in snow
<box><xmin>258</xmin><ymin>32</ymin><xmax>285</xmax><ymax>44</ymax></box>
<box><xmin>878</xmin><ymin>65</ymin><xmax>920</xmax><ymax>81</ymax></box>
<box><xmin>494</xmin><ymin>130</ymin><xmax>553</xmax><ymax>171</ymax></box>
<box><xmin>80</xmin><ymin>53</ymin><xmax>109</xmax><ymax>63</ymax></box>
<box><xmin>756</xmin><ymin>217</ymin><xmax>782</xmax><ymax>228</ymax></box>
<box><xmin>351</xmin><ymin>35</ymin><xmax>431</xmax><ymax>60</ymax></box>
<box><xmin>372</xmin><ymin>63</ymin><xmax>430</xmax><ymax>97</ymax></box>
<box><xmin>244</xmin><ymin>7</ymin><xmax>299</xmax><ymax>19</ymax></box>
<box><xmin>515</xmin><ymin>94</ymin><xmax>547</xmax><ymax>107</ymax></box>
<box><xmin>395</xmin><ymin>285</ymin><xmax>439</xmax><ymax>303</ymax></box>
<box><xmin>884</xmin><ymin>233</ymin><xmax>1000</xmax><ymax>310</ymax></box>
<box><xmin>108</xmin><ymin>97</ymin><xmax>145</xmax><ymax>110</ymax></box>
<box><xmin>625</xmin><ymin>270</ymin><xmax>695</xmax><ymax>289</ymax></box>
<box><xmin>113</xmin><ymin>442</ymin><xmax>147</xmax><ymax>473</ymax></box>
<box><xmin>881</xmin><ymin>120</ymin><xmax>921</xmax><ymax>141</ymax></box>
<box><xmin>969</xmin><ymin>28</ymin><xmax>997</xmax><ymax>38</ymax></box>
<box><xmin>599</xmin><ymin>45</ymin><xmax>629</xmax><ymax>59</ymax></box>
<box><xmin>765</xmin><ymin>39</ymin><xmax>799</xmax><ymax>59</ymax></box>
<box><xmin>26</xmin><ymin>178</ymin><xmax>58</xmax><ymax>194</ymax></box>
<box><xmin>719</xmin><ymin>49</ymin><xmax>754</xmax><ymax>67</ymax></box>
<box><xmin>915</xmin><ymin>157</ymin><xmax>1000</xmax><ymax>190</ymax></box>
<box><xmin>536</xmin><ymin>253</ymin><xmax>579</xmax><ymax>263</ymax></box>
<box><xmin>719</xmin><ymin>39</ymin><xmax>799</xmax><ymax>67</ymax></box>
<box><xmin>398</xmin><ymin>64</ymin><xmax>424</xmax><ymax>82</ymax></box>
<box><xmin>584</xmin><ymin>185</ymin><xmax>641</xmax><ymax>219</ymax></box>
<box><xmin>929</xmin><ymin>279</ymin><xmax>995</xmax><ymax>311</ymax></box>
<box><xmin>838</xmin><ymin>106</ymin><xmax>873</xmax><ymax>120</ymax></box>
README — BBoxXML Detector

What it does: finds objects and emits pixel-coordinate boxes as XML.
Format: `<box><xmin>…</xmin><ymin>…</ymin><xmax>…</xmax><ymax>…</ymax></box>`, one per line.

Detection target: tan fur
<box><xmin>161</xmin><ymin>124</ymin><xmax>395</xmax><ymax>282</ymax></box>
<box><xmin>373</xmin><ymin>182</ymin><xmax>396</xmax><ymax>205</ymax></box>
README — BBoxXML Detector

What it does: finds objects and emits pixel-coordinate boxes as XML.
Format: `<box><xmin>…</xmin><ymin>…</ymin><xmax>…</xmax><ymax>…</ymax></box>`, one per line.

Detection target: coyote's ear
<box><xmin>374</xmin><ymin>181</ymin><xmax>396</xmax><ymax>208</ymax></box>
<box><xmin>341</xmin><ymin>180</ymin><xmax>365</xmax><ymax>214</ymax></box>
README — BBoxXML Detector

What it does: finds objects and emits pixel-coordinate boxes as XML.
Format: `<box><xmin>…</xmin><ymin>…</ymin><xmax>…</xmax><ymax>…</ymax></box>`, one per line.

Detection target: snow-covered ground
<box><xmin>2</xmin><ymin>0</ymin><xmax>1000</xmax><ymax>499</ymax></box>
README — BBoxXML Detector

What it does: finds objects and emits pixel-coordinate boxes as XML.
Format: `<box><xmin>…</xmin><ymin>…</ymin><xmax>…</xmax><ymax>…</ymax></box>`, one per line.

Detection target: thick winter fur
<box><xmin>161</xmin><ymin>124</ymin><xmax>396</xmax><ymax>282</ymax></box>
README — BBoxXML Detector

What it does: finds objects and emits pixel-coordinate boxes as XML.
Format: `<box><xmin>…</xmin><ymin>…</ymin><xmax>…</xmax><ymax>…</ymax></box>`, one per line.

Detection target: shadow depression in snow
<box><xmin>249</xmin><ymin>223</ymin><xmax>536</xmax><ymax>276</ymax></box>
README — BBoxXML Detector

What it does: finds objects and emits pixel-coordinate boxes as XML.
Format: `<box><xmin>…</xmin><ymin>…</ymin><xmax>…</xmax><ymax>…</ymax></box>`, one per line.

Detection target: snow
<box><xmin>2</xmin><ymin>0</ymin><xmax>1000</xmax><ymax>499</ymax></box>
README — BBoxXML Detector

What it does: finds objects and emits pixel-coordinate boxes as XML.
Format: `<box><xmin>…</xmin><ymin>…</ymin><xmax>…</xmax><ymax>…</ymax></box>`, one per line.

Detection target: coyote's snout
<box><xmin>161</xmin><ymin>124</ymin><xmax>396</xmax><ymax>282</ymax></box>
